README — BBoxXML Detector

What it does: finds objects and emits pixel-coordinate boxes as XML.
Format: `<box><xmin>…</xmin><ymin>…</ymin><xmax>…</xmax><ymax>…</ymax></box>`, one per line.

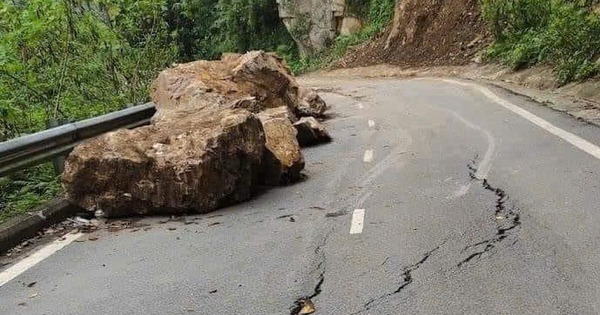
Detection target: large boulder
<box><xmin>62</xmin><ymin>108</ymin><xmax>265</xmax><ymax>217</ymax></box>
<box><xmin>151</xmin><ymin>51</ymin><xmax>300</xmax><ymax>116</ymax></box>
<box><xmin>259</xmin><ymin>109</ymin><xmax>305</xmax><ymax>185</ymax></box>
<box><xmin>63</xmin><ymin>51</ymin><xmax>331</xmax><ymax>217</ymax></box>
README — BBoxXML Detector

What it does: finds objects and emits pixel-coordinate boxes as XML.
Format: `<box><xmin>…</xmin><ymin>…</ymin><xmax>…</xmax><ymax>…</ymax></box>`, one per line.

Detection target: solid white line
<box><xmin>363</xmin><ymin>150</ymin><xmax>374</xmax><ymax>163</ymax></box>
<box><xmin>0</xmin><ymin>231</ymin><xmax>83</xmax><ymax>287</ymax></box>
<box><xmin>350</xmin><ymin>209</ymin><xmax>366</xmax><ymax>234</ymax></box>
<box><xmin>441</xmin><ymin>79</ymin><xmax>600</xmax><ymax>161</ymax></box>
<box><xmin>368</xmin><ymin>120</ymin><xmax>376</xmax><ymax>128</ymax></box>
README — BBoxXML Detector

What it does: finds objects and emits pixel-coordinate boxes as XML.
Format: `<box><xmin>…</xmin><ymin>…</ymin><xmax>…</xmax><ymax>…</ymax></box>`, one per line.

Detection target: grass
<box><xmin>481</xmin><ymin>0</ymin><xmax>600</xmax><ymax>85</ymax></box>
<box><xmin>0</xmin><ymin>163</ymin><xmax>61</xmax><ymax>224</ymax></box>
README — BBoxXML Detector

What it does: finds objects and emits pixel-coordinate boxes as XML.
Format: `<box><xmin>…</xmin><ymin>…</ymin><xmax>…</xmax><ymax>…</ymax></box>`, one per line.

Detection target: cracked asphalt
<box><xmin>3</xmin><ymin>77</ymin><xmax>600</xmax><ymax>314</ymax></box>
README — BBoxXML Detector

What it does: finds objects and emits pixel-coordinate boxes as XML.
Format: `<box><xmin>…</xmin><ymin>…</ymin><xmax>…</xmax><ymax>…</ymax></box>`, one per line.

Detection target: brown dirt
<box><xmin>336</xmin><ymin>0</ymin><xmax>489</xmax><ymax>68</ymax></box>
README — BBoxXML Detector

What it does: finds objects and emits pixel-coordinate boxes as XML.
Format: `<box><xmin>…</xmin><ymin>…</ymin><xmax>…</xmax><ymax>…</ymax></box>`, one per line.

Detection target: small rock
<box><xmin>294</xmin><ymin>117</ymin><xmax>332</xmax><ymax>147</ymax></box>
<box><xmin>168</xmin><ymin>227</ymin><xmax>177</xmax><ymax>231</ymax></box>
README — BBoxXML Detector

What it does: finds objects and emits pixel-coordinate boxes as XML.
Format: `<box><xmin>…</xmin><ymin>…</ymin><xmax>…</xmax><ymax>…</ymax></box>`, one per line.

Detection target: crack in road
<box><xmin>350</xmin><ymin>241</ymin><xmax>447</xmax><ymax>315</ymax></box>
<box><xmin>290</xmin><ymin>228</ymin><xmax>333</xmax><ymax>315</ymax></box>
<box><xmin>458</xmin><ymin>162</ymin><xmax>522</xmax><ymax>267</ymax></box>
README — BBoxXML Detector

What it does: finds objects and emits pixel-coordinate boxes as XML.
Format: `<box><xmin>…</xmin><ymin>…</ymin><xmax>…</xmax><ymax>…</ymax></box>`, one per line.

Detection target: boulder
<box><xmin>298</xmin><ymin>87</ymin><xmax>327</xmax><ymax>117</ymax></box>
<box><xmin>63</xmin><ymin>51</ymin><xmax>331</xmax><ymax>217</ymax></box>
<box><xmin>151</xmin><ymin>51</ymin><xmax>300</xmax><ymax>115</ymax></box>
<box><xmin>294</xmin><ymin>117</ymin><xmax>332</xmax><ymax>147</ymax></box>
<box><xmin>62</xmin><ymin>108</ymin><xmax>265</xmax><ymax>217</ymax></box>
<box><xmin>259</xmin><ymin>110</ymin><xmax>305</xmax><ymax>185</ymax></box>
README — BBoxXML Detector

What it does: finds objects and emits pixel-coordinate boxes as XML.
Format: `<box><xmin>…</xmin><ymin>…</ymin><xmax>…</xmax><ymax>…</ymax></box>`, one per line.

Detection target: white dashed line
<box><xmin>350</xmin><ymin>209</ymin><xmax>366</xmax><ymax>234</ymax></box>
<box><xmin>368</xmin><ymin>120</ymin><xmax>376</xmax><ymax>128</ymax></box>
<box><xmin>0</xmin><ymin>231</ymin><xmax>83</xmax><ymax>287</ymax></box>
<box><xmin>363</xmin><ymin>150</ymin><xmax>374</xmax><ymax>163</ymax></box>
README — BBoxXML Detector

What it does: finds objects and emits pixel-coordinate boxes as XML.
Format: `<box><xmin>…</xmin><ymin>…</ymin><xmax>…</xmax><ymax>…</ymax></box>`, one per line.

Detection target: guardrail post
<box><xmin>48</xmin><ymin>118</ymin><xmax>67</xmax><ymax>175</ymax></box>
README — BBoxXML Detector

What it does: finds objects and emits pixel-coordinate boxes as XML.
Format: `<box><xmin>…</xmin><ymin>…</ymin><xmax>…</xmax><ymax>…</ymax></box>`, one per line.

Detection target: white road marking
<box><xmin>368</xmin><ymin>120</ymin><xmax>376</xmax><ymax>128</ymax></box>
<box><xmin>0</xmin><ymin>231</ymin><xmax>83</xmax><ymax>287</ymax></box>
<box><xmin>454</xmin><ymin>184</ymin><xmax>472</xmax><ymax>198</ymax></box>
<box><xmin>363</xmin><ymin>150</ymin><xmax>374</xmax><ymax>163</ymax></box>
<box><xmin>441</xmin><ymin>109</ymin><xmax>497</xmax><ymax>198</ymax></box>
<box><xmin>350</xmin><ymin>209</ymin><xmax>366</xmax><ymax>234</ymax></box>
<box><xmin>441</xmin><ymin>78</ymin><xmax>600</xmax><ymax>162</ymax></box>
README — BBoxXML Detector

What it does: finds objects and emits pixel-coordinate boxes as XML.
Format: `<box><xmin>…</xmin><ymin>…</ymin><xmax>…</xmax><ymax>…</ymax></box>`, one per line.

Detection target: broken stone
<box><xmin>294</xmin><ymin>117</ymin><xmax>332</xmax><ymax>147</ymax></box>
<box><xmin>63</xmin><ymin>109</ymin><xmax>265</xmax><ymax>217</ymax></box>
<box><xmin>292</xmin><ymin>298</ymin><xmax>316</xmax><ymax>315</ymax></box>
<box><xmin>151</xmin><ymin>51</ymin><xmax>300</xmax><ymax>116</ymax></box>
<box><xmin>259</xmin><ymin>112</ymin><xmax>305</xmax><ymax>185</ymax></box>
<box><xmin>63</xmin><ymin>51</ymin><xmax>331</xmax><ymax>218</ymax></box>
<box><xmin>297</xmin><ymin>87</ymin><xmax>327</xmax><ymax>118</ymax></box>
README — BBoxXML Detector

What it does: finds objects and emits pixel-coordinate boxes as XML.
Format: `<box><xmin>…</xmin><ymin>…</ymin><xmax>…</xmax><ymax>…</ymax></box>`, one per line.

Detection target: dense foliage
<box><xmin>481</xmin><ymin>0</ymin><xmax>600</xmax><ymax>84</ymax></box>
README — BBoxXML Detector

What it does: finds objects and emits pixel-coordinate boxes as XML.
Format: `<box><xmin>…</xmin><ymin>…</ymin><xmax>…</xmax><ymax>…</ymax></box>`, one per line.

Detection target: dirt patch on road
<box><xmin>337</xmin><ymin>0</ymin><xmax>489</xmax><ymax>68</ymax></box>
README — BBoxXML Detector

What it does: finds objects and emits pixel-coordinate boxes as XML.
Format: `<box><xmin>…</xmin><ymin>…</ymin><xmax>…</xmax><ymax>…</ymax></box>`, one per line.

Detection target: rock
<box><xmin>297</xmin><ymin>87</ymin><xmax>327</xmax><ymax>118</ymax></box>
<box><xmin>63</xmin><ymin>51</ymin><xmax>330</xmax><ymax>218</ymax></box>
<box><xmin>340</xmin><ymin>17</ymin><xmax>363</xmax><ymax>36</ymax></box>
<box><xmin>277</xmin><ymin>0</ymin><xmax>347</xmax><ymax>56</ymax></box>
<box><xmin>259</xmin><ymin>112</ymin><xmax>305</xmax><ymax>185</ymax></box>
<box><xmin>294</xmin><ymin>117</ymin><xmax>332</xmax><ymax>147</ymax></box>
<box><xmin>151</xmin><ymin>51</ymin><xmax>299</xmax><ymax>116</ymax></box>
<box><xmin>62</xmin><ymin>108</ymin><xmax>265</xmax><ymax>217</ymax></box>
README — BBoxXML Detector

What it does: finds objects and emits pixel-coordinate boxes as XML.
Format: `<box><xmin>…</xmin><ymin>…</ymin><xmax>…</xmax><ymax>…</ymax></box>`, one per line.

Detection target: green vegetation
<box><xmin>481</xmin><ymin>0</ymin><xmax>600</xmax><ymax>84</ymax></box>
<box><xmin>288</xmin><ymin>0</ymin><xmax>395</xmax><ymax>74</ymax></box>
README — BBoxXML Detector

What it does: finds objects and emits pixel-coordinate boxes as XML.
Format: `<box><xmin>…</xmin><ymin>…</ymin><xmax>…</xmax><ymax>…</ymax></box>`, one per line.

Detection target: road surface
<box><xmin>2</xmin><ymin>77</ymin><xmax>600</xmax><ymax>314</ymax></box>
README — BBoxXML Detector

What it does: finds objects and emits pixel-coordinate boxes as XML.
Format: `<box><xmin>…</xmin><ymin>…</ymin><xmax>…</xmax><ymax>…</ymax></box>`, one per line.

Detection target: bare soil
<box><xmin>336</xmin><ymin>0</ymin><xmax>489</xmax><ymax>68</ymax></box>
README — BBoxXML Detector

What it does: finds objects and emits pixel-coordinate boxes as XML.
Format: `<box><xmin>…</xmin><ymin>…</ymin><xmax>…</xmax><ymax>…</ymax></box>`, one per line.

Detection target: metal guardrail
<box><xmin>0</xmin><ymin>103</ymin><xmax>156</xmax><ymax>177</ymax></box>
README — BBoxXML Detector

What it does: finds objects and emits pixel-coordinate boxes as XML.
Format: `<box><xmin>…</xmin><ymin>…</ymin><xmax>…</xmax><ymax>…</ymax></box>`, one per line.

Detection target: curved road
<box><xmin>2</xmin><ymin>77</ymin><xmax>600</xmax><ymax>314</ymax></box>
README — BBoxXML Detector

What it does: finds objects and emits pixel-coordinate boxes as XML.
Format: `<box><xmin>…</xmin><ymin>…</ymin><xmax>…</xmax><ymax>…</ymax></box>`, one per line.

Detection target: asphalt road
<box><xmin>2</xmin><ymin>77</ymin><xmax>600</xmax><ymax>315</ymax></box>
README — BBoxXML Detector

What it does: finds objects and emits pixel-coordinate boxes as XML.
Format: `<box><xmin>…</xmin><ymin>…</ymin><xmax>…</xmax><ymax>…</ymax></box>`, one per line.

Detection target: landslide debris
<box><xmin>62</xmin><ymin>51</ymin><xmax>331</xmax><ymax>217</ymax></box>
<box><xmin>337</xmin><ymin>0</ymin><xmax>488</xmax><ymax>68</ymax></box>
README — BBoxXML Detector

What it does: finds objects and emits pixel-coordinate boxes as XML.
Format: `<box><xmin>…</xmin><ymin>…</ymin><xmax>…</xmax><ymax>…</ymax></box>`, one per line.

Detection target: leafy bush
<box><xmin>481</xmin><ymin>0</ymin><xmax>600</xmax><ymax>84</ymax></box>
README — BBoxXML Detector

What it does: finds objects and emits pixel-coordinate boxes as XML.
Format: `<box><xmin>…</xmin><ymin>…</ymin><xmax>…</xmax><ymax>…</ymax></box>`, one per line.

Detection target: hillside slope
<box><xmin>338</xmin><ymin>0</ymin><xmax>488</xmax><ymax>68</ymax></box>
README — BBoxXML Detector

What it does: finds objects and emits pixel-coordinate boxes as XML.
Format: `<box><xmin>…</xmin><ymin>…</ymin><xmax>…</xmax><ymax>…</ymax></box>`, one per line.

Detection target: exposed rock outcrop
<box><xmin>63</xmin><ymin>51</ymin><xmax>332</xmax><ymax>217</ymax></box>
<box><xmin>277</xmin><ymin>0</ymin><xmax>347</xmax><ymax>56</ymax></box>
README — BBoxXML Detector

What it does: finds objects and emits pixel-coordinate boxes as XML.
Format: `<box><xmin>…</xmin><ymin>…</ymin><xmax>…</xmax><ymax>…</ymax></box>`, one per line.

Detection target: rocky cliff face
<box><xmin>277</xmin><ymin>0</ymin><xmax>360</xmax><ymax>56</ymax></box>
